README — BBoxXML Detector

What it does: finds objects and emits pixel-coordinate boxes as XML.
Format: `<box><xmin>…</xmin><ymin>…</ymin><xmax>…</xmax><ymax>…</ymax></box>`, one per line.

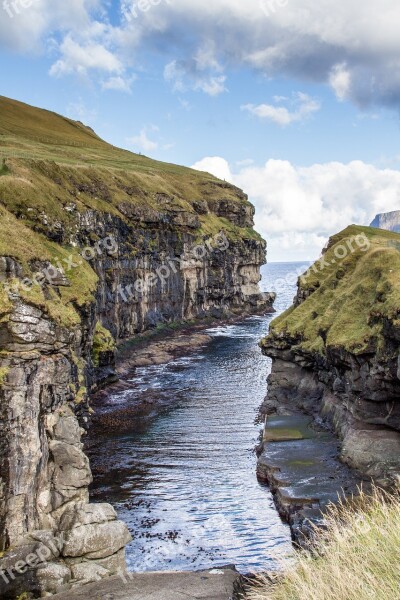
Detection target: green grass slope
<box><xmin>0</xmin><ymin>95</ymin><xmax>239</xmax><ymax>188</ymax></box>
<box><xmin>0</xmin><ymin>96</ymin><xmax>262</xmax><ymax>237</ymax></box>
<box><xmin>0</xmin><ymin>95</ymin><xmax>105</xmax><ymax>147</ymax></box>
<box><xmin>0</xmin><ymin>96</ymin><xmax>263</xmax><ymax>328</ymax></box>
<box><xmin>262</xmin><ymin>225</ymin><xmax>400</xmax><ymax>356</ymax></box>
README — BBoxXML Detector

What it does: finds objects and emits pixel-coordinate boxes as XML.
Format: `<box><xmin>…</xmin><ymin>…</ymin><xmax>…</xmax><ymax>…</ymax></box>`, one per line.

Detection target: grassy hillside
<box><xmin>0</xmin><ymin>95</ymin><xmax>215</xmax><ymax>174</ymax></box>
<box><xmin>0</xmin><ymin>96</ymin><xmax>263</xmax><ymax>239</ymax></box>
<box><xmin>0</xmin><ymin>205</ymin><xmax>98</xmax><ymax>327</ymax></box>
<box><xmin>0</xmin><ymin>96</ymin><xmax>257</xmax><ymax>217</ymax></box>
<box><xmin>0</xmin><ymin>96</ymin><xmax>263</xmax><ymax>328</ymax></box>
<box><xmin>262</xmin><ymin>225</ymin><xmax>400</xmax><ymax>356</ymax></box>
<box><xmin>247</xmin><ymin>489</ymin><xmax>400</xmax><ymax>600</ymax></box>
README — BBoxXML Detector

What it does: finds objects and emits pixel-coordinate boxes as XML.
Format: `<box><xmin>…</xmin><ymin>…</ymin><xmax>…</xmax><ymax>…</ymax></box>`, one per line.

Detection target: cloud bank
<box><xmin>2</xmin><ymin>0</ymin><xmax>400</xmax><ymax>107</ymax></box>
<box><xmin>192</xmin><ymin>156</ymin><xmax>400</xmax><ymax>261</ymax></box>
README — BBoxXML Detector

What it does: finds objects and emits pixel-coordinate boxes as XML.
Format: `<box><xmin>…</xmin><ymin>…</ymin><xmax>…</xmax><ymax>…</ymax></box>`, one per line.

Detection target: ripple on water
<box><xmin>88</xmin><ymin>264</ymin><xmax>307</xmax><ymax>573</ymax></box>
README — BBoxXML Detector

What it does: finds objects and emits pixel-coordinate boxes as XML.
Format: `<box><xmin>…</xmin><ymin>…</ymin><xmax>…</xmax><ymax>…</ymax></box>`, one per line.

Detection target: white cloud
<box><xmin>236</xmin><ymin>158</ymin><xmax>254</xmax><ymax>167</ymax></box>
<box><xmin>111</xmin><ymin>0</ymin><xmax>400</xmax><ymax>107</ymax></box>
<box><xmin>102</xmin><ymin>74</ymin><xmax>135</xmax><ymax>93</ymax></box>
<box><xmin>191</xmin><ymin>157</ymin><xmax>233</xmax><ymax>181</ymax></box>
<box><xmin>0</xmin><ymin>0</ymin><xmax>98</xmax><ymax>52</ymax></box>
<box><xmin>162</xmin><ymin>39</ymin><xmax>228</xmax><ymax>96</ymax></box>
<box><xmin>164</xmin><ymin>59</ymin><xmax>227</xmax><ymax>96</ymax></box>
<box><xmin>50</xmin><ymin>35</ymin><xmax>122</xmax><ymax>77</ymax></box>
<box><xmin>127</xmin><ymin>127</ymin><xmax>159</xmax><ymax>153</ymax></box>
<box><xmin>192</xmin><ymin>156</ymin><xmax>400</xmax><ymax>261</ymax></box>
<box><xmin>198</xmin><ymin>75</ymin><xmax>227</xmax><ymax>96</ymax></box>
<box><xmin>242</xmin><ymin>93</ymin><xmax>321</xmax><ymax>126</ymax></box>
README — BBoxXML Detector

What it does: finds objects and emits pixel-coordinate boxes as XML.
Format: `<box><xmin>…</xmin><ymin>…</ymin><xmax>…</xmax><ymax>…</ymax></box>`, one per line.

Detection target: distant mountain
<box><xmin>370</xmin><ymin>210</ymin><xmax>400</xmax><ymax>233</ymax></box>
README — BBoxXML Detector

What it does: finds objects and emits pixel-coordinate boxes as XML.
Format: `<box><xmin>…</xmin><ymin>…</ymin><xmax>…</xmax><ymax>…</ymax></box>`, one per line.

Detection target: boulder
<box><xmin>62</xmin><ymin>520</ymin><xmax>132</xmax><ymax>559</ymax></box>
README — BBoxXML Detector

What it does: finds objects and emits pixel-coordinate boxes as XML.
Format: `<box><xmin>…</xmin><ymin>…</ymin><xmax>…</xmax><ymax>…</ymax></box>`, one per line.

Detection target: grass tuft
<box><xmin>0</xmin><ymin>159</ymin><xmax>9</xmax><ymax>176</ymax></box>
<box><xmin>92</xmin><ymin>321</ymin><xmax>116</xmax><ymax>366</ymax></box>
<box><xmin>246</xmin><ymin>488</ymin><xmax>400</xmax><ymax>600</ymax></box>
<box><xmin>0</xmin><ymin>366</ymin><xmax>9</xmax><ymax>388</ymax></box>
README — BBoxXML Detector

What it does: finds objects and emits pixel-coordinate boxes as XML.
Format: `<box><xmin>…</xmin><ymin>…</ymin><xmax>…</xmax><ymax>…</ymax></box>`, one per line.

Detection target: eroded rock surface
<box><xmin>258</xmin><ymin>227</ymin><xmax>400</xmax><ymax>540</ymax></box>
<box><xmin>0</xmin><ymin>298</ymin><xmax>131</xmax><ymax>597</ymax></box>
<box><xmin>0</xmin><ymin>174</ymin><xmax>272</xmax><ymax>596</ymax></box>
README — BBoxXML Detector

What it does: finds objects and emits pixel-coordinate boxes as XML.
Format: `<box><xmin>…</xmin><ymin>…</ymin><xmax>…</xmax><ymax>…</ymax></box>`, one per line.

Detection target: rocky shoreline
<box><xmin>49</xmin><ymin>566</ymin><xmax>244</xmax><ymax>600</ymax></box>
<box><xmin>256</xmin><ymin>227</ymin><xmax>400</xmax><ymax>543</ymax></box>
<box><xmin>89</xmin><ymin>327</ymin><xmax>214</xmax><ymax>435</ymax></box>
<box><xmin>256</xmin><ymin>399</ymin><xmax>364</xmax><ymax>544</ymax></box>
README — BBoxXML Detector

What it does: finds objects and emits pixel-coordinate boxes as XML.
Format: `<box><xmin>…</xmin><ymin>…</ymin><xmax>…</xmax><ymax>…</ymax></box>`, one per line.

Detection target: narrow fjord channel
<box><xmin>87</xmin><ymin>264</ymin><xmax>304</xmax><ymax>573</ymax></box>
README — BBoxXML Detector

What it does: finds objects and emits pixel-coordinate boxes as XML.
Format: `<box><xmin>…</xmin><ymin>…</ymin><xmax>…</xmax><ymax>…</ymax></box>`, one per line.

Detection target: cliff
<box><xmin>260</xmin><ymin>225</ymin><xmax>400</xmax><ymax>492</ymax></box>
<box><xmin>0</xmin><ymin>96</ymin><xmax>273</xmax><ymax>597</ymax></box>
<box><xmin>370</xmin><ymin>210</ymin><xmax>400</xmax><ymax>233</ymax></box>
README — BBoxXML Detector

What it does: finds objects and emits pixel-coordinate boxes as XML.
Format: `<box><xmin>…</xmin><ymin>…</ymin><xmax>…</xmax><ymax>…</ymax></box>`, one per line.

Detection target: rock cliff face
<box><xmin>0</xmin><ymin>278</ymin><xmax>132</xmax><ymax>598</ymax></box>
<box><xmin>0</xmin><ymin>97</ymin><xmax>272</xmax><ymax>597</ymax></box>
<box><xmin>370</xmin><ymin>210</ymin><xmax>400</xmax><ymax>233</ymax></box>
<box><xmin>259</xmin><ymin>226</ymin><xmax>400</xmax><ymax>491</ymax></box>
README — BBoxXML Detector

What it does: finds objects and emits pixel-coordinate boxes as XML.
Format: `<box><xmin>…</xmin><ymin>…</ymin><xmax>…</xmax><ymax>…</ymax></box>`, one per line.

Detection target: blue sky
<box><xmin>1</xmin><ymin>0</ymin><xmax>400</xmax><ymax>260</ymax></box>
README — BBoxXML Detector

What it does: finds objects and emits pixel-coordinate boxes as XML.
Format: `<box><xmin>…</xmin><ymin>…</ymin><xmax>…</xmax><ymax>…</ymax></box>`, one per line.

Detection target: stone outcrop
<box><xmin>0</xmin><ymin>98</ymin><xmax>272</xmax><ymax>596</ymax></box>
<box><xmin>0</xmin><ymin>294</ymin><xmax>131</xmax><ymax>598</ymax></box>
<box><xmin>259</xmin><ymin>349</ymin><xmax>400</xmax><ymax>487</ymax></box>
<box><xmin>49</xmin><ymin>566</ymin><xmax>242</xmax><ymax>600</ymax></box>
<box><xmin>259</xmin><ymin>226</ymin><xmax>400</xmax><ymax>494</ymax></box>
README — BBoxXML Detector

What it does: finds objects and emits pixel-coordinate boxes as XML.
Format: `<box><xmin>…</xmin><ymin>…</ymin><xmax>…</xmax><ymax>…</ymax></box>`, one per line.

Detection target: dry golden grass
<box><xmin>247</xmin><ymin>489</ymin><xmax>400</xmax><ymax>600</ymax></box>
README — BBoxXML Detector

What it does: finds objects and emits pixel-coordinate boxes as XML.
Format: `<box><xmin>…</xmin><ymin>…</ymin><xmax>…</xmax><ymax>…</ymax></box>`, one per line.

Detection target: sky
<box><xmin>1</xmin><ymin>0</ymin><xmax>400</xmax><ymax>261</ymax></box>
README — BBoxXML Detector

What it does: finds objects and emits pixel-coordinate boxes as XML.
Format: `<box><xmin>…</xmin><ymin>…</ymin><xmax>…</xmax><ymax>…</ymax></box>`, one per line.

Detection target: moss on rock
<box><xmin>0</xmin><ymin>366</ymin><xmax>9</xmax><ymax>388</ymax></box>
<box><xmin>92</xmin><ymin>322</ymin><xmax>116</xmax><ymax>367</ymax></box>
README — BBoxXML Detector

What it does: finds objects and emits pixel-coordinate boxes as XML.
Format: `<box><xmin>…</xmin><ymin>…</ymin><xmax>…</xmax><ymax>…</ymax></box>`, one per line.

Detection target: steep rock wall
<box><xmin>0</xmin><ymin>163</ymin><xmax>272</xmax><ymax>597</ymax></box>
<box><xmin>0</xmin><ymin>263</ymin><xmax>131</xmax><ymax>598</ymax></box>
<box><xmin>259</xmin><ymin>226</ymin><xmax>400</xmax><ymax>489</ymax></box>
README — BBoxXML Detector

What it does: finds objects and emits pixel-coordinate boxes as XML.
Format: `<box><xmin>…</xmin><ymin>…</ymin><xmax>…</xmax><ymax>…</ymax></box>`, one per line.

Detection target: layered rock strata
<box><xmin>0</xmin><ymin>293</ymin><xmax>131</xmax><ymax>598</ymax></box>
<box><xmin>258</xmin><ymin>225</ymin><xmax>400</xmax><ymax>538</ymax></box>
<box><xmin>0</xmin><ymin>98</ymin><xmax>272</xmax><ymax>597</ymax></box>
